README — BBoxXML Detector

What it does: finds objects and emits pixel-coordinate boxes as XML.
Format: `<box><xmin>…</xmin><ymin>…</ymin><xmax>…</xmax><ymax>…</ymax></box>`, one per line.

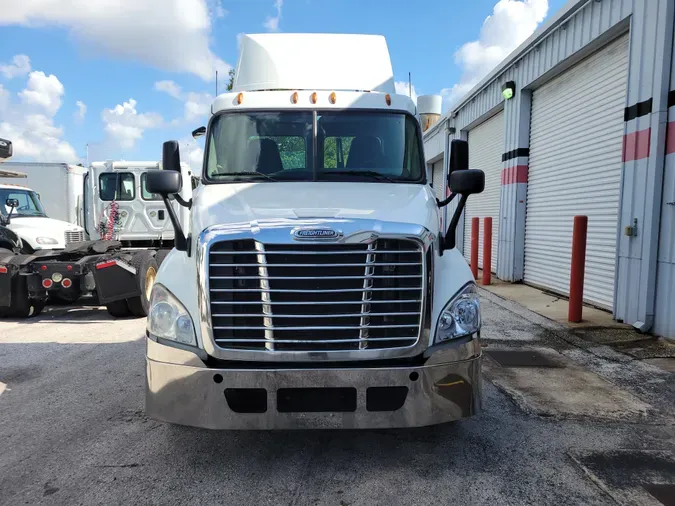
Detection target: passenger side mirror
<box><xmin>441</xmin><ymin>140</ymin><xmax>485</xmax><ymax>254</ymax></box>
<box><xmin>151</xmin><ymin>141</ymin><xmax>189</xmax><ymax>252</ymax></box>
<box><xmin>448</xmin><ymin>139</ymin><xmax>468</xmax><ymax>174</ymax></box>
<box><xmin>146</xmin><ymin>171</ymin><xmax>182</xmax><ymax>196</ymax></box>
<box><xmin>192</xmin><ymin>126</ymin><xmax>206</xmax><ymax>140</ymax></box>
<box><xmin>449</xmin><ymin>169</ymin><xmax>485</xmax><ymax>195</ymax></box>
<box><xmin>3</xmin><ymin>198</ymin><xmax>19</xmax><ymax>225</ymax></box>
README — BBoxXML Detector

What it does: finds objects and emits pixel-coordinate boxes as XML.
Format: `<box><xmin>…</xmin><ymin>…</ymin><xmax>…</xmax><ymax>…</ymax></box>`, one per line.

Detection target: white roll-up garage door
<box><xmin>431</xmin><ymin>159</ymin><xmax>445</xmax><ymax>200</ymax></box>
<box><xmin>524</xmin><ymin>34</ymin><xmax>629</xmax><ymax>309</ymax></box>
<box><xmin>464</xmin><ymin>110</ymin><xmax>504</xmax><ymax>272</ymax></box>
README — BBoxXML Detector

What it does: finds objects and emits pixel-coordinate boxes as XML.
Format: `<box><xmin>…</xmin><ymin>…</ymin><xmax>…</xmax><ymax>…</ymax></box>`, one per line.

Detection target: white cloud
<box><xmin>264</xmin><ymin>0</ymin><xmax>283</xmax><ymax>31</ymax></box>
<box><xmin>1</xmin><ymin>0</ymin><xmax>230</xmax><ymax>81</ymax></box>
<box><xmin>207</xmin><ymin>0</ymin><xmax>227</xmax><ymax>18</ymax></box>
<box><xmin>184</xmin><ymin>92</ymin><xmax>213</xmax><ymax>121</ymax></box>
<box><xmin>0</xmin><ymin>72</ymin><xmax>79</xmax><ymax>162</ymax></box>
<box><xmin>0</xmin><ymin>54</ymin><xmax>31</xmax><ymax>79</ymax></box>
<box><xmin>153</xmin><ymin>80</ymin><xmax>213</xmax><ymax>123</ymax></box>
<box><xmin>18</xmin><ymin>71</ymin><xmax>64</xmax><ymax>116</ymax></box>
<box><xmin>154</xmin><ymin>80</ymin><xmax>183</xmax><ymax>99</ymax></box>
<box><xmin>74</xmin><ymin>100</ymin><xmax>87</xmax><ymax>123</ymax></box>
<box><xmin>441</xmin><ymin>0</ymin><xmax>548</xmax><ymax>108</ymax></box>
<box><xmin>394</xmin><ymin>81</ymin><xmax>418</xmax><ymax>105</ymax></box>
<box><xmin>102</xmin><ymin>98</ymin><xmax>163</xmax><ymax>150</ymax></box>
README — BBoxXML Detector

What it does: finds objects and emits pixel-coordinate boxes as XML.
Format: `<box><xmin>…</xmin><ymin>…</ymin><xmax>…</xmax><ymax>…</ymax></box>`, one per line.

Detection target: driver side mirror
<box><xmin>146</xmin><ymin>141</ymin><xmax>189</xmax><ymax>252</ymax></box>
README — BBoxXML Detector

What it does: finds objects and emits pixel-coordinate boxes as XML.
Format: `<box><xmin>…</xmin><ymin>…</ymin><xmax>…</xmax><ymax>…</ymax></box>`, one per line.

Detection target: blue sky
<box><xmin>0</xmin><ymin>0</ymin><xmax>566</xmax><ymax>167</ymax></box>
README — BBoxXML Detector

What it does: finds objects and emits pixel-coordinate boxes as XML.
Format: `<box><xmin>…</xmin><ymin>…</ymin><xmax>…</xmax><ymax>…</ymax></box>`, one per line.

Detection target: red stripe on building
<box><xmin>501</xmin><ymin>165</ymin><xmax>528</xmax><ymax>185</ymax></box>
<box><xmin>666</xmin><ymin>121</ymin><xmax>675</xmax><ymax>155</ymax></box>
<box><xmin>622</xmin><ymin>128</ymin><xmax>651</xmax><ymax>162</ymax></box>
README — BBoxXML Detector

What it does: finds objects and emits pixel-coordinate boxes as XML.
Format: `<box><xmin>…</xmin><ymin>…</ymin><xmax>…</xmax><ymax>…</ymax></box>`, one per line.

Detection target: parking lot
<box><xmin>1</xmin><ymin>292</ymin><xmax>674</xmax><ymax>506</ymax></box>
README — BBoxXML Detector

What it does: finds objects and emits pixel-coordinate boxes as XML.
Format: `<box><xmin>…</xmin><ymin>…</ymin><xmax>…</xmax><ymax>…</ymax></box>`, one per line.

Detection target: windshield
<box><xmin>205</xmin><ymin>111</ymin><xmax>424</xmax><ymax>183</ymax></box>
<box><xmin>0</xmin><ymin>188</ymin><xmax>47</xmax><ymax>218</ymax></box>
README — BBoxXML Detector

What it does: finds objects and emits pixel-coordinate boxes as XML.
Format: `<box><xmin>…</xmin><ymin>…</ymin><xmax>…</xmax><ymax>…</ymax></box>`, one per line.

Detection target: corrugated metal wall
<box><xmin>653</xmin><ymin>24</ymin><xmax>675</xmax><ymax>337</ymax></box>
<box><xmin>422</xmin><ymin>0</ymin><xmax>675</xmax><ymax>338</ymax></box>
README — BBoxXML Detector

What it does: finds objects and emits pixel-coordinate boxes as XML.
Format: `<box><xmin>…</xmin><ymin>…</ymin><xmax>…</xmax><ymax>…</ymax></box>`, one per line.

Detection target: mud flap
<box><xmin>0</xmin><ymin>263</ymin><xmax>16</xmax><ymax>308</ymax></box>
<box><xmin>90</xmin><ymin>258</ymin><xmax>140</xmax><ymax>304</ymax></box>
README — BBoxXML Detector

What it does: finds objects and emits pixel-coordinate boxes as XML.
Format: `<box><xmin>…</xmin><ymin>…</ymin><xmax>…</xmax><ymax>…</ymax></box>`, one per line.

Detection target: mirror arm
<box><xmin>174</xmin><ymin>194</ymin><xmax>192</xmax><ymax>210</ymax></box>
<box><xmin>440</xmin><ymin>194</ymin><xmax>468</xmax><ymax>254</ymax></box>
<box><xmin>436</xmin><ymin>193</ymin><xmax>456</xmax><ymax>208</ymax></box>
<box><xmin>160</xmin><ymin>195</ymin><xmax>189</xmax><ymax>253</ymax></box>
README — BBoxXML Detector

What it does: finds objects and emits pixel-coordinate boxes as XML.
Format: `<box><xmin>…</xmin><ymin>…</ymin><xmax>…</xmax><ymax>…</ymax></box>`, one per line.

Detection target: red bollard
<box><xmin>471</xmin><ymin>217</ymin><xmax>479</xmax><ymax>279</ymax></box>
<box><xmin>482</xmin><ymin>217</ymin><xmax>492</xmax><ymax>285</ymax></box>
<box><xmin>568</xmin><ymin>215</ymin><xmax>588</xmax><ymax>322</ymax></box>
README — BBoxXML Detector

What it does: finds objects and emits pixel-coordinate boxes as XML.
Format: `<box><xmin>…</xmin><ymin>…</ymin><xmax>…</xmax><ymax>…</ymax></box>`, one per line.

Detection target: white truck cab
<box><xmin>143</xmin><ymin>33</ymin><xmax>485</xmax><ymax>429</ymax></box>
<box><xmin>85</xmin><ymin>161</ymin><xmax>192</xmax><ymax>246</ymax></box>
<box><xmin>0</xmin><ymin>182</ymin><xmax>85</xmax><ymax>251</ymax></box>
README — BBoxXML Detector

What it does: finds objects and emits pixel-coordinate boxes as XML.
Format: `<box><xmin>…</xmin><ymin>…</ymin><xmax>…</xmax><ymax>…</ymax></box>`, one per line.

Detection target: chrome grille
<box><xmin>208</xmin><ymin>239</ymin><xmax>424</xmax><ymax>352</ymax></box>
<box><xmin>64</xmin><ymin>230</ymin><xmax>85</xmax><ymax>244</ymax></box>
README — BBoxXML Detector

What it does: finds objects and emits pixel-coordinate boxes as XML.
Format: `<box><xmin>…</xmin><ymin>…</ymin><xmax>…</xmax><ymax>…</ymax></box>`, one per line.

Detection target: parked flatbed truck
<box><xmin>149</xmin><ymin>33</ymin><xmax>486</xmax><ymax>429</ymax></box>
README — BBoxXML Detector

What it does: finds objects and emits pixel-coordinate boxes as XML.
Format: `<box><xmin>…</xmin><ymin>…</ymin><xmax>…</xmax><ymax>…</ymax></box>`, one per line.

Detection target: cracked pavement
<box><xmin>1</xmin><ymin>292</ymin><xmax>674</xmax><ymax>506</ymax></box>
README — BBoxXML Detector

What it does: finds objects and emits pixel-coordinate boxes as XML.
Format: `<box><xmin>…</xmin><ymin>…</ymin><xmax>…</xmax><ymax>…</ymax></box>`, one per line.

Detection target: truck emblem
<box><xmin>292</xmin><ymin>228</ymin><xmax>342</xmax><ymax>241</ymax></box>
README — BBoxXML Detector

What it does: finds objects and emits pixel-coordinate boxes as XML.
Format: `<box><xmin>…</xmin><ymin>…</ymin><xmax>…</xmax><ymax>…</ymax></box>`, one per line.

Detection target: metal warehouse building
<box><xmin>423</xmin><ymin>0</ymin><xmax>675</xmax><ymax>339</ymax></box>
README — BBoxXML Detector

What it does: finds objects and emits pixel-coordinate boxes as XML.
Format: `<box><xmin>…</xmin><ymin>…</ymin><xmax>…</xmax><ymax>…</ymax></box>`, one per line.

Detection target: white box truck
<box><xmin>0</xmin><ymin>162</ymin><xmax>87</xmax><ymax>225</ymax></box>
<box><xmin>145</xmin><ymin>34</ymin><xmax>486</xmax><ymax>429</ymax></box>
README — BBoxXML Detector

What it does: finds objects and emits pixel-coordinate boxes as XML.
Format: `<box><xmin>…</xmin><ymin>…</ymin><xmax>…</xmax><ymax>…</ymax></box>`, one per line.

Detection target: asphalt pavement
<box><xmin>1</xmin><ymin>294</ymin><xmax>674</xmax><ymax>506</ymax></box>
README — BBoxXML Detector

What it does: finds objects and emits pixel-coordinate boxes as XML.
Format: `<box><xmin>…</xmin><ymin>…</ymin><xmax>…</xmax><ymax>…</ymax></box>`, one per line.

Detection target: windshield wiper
<box><xmin>215</xmin><ymin>171</ymin><xmax>278</xmax><ymax>182</ymax></box>
<box><xmin>320</xmin><ymin>170</ymin><xmax>397</xmax><ymax>183</ymax></box>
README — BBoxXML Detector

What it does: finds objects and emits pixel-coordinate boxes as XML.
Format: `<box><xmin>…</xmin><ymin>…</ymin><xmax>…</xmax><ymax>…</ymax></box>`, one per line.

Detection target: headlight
<box><xmin>435</xmin><ymin>283</ymin><xmax>481</xmax><ymax>343</ymax></box>
<box><xmin>147</xmin><ymin>284</ymin><xmax>197</xmax><ymax>346</ymax></box>
<box><xmin>36</xmin><ymin>237</ymin><xmax>58</xmax><ymax>245</ymax></box>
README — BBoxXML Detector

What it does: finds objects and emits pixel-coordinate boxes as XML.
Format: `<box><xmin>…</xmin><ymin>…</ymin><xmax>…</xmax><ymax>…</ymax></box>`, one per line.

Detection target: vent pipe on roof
<box><xmin>417</xmin><ymin>95</ymin><xmax>442</xmax><ymax>132</ymax></box>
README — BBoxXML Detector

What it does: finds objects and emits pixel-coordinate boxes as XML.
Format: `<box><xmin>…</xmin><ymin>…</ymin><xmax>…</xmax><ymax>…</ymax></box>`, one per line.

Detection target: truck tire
<box><xmin>106</xmin><ymin>300</ymin><xmax>131</xmax><ymax>317</ymax></box>
<box><xmin>127</xmin><ymin>252</ymin><xmax>158</xmax><ymax>317</ymax></box>
<box><xmin>155</xmin><ymin>249</ymin><xmax>170</xmax><ymax>267</ymax></box>
<box><xmin>3</xmin><ymin>275</ymin><xmax>45</xmax><ymax>318</ymax></box>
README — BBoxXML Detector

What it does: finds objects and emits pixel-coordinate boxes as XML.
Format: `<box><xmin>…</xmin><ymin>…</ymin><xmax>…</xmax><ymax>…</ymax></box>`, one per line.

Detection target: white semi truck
<box><xmin>142</xmin><ymin>33</ymin><xmax>486</xmax><ymax>429</ymax></box>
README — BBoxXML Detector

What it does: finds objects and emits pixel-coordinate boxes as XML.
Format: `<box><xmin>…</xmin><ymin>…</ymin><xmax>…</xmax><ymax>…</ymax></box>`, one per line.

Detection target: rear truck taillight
<box><xmin>61</xmin><ymin>278</ymin><xmax>72</xmax><ymax>288</ymax></box>
<box><xmin>42</xmin><ymin>278</ymin><xmax>53</xmax><ymax>289</ymax></box>
<box><xmin>0</xmin><ymin>266</ymin><xmax>7</xmax><ymax>274</ymax></box>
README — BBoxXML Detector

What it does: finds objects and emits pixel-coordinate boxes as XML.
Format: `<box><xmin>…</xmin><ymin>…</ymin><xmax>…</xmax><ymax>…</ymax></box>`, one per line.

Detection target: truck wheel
<box><xmin>127</xmin><ymin>252</ymin><xmax>158</xmax><ymax>317</ymax></box>
<box><xmin>106</xmin><ymin>300</ymin><xmax>132</xmax><ymax>317</ymax></box>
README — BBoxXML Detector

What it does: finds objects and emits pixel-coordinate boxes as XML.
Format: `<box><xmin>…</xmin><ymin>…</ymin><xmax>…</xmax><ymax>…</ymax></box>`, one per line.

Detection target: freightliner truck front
<box><xmin>144</xmin><ymin>33</ymin><xmax>486</xmax><ymax>429</ymax></box>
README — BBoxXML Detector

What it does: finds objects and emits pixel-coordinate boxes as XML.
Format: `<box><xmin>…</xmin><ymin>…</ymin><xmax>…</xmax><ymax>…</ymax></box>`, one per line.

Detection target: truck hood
<box><xmin>192</xmin><ymin>182</ymin><xmax>440</xmax><ymax>235</ymax></box>
<box><xmin>7</xmin><ymin>216</ymin><xmax>84</xmax><ymax>250</ymax></box>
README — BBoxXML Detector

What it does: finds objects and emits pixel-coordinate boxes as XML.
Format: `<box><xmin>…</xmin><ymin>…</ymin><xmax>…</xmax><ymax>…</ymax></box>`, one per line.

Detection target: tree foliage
<box><xmin>226</xmin><ymin>68</ymin><xmax>235</xmax><ymax>91</ymax></box>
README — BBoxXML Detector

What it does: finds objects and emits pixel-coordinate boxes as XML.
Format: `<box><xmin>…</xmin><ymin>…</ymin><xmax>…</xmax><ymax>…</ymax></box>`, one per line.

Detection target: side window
<box><xmin>99</xmin><ymin>173</ymin><xmax>135</xmax><ymax>201</ymax></box>
<box><xmin>140</xmin><ymin>173</ymin><xmax>162</xmax><ymax>201</ymax></box>
<box><xmin>323</xmin><ymin>137</ymin><xmax>355</xmax><ymax>168</ymax></box>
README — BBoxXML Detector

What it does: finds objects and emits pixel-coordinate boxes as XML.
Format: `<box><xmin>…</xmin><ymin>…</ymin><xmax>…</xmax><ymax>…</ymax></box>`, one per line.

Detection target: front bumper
<box><xmin>145</xmin><ymin>337</ymin><xmax>482</xmax><ymax>430</ymax></box>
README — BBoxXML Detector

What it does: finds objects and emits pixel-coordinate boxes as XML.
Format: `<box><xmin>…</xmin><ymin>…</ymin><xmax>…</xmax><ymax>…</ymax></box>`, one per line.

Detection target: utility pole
<box><xmin>215</xmin><ymin>70</ymin><xmax>218</xmax><ymax>96</ymax></box>
<box><xmin>408</xmin><ymin>72</ymin><xmax>412</xmax><ymax>98</ymax></box>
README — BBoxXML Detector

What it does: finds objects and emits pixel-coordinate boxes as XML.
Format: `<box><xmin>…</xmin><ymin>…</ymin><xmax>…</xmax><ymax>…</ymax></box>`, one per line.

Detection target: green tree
<box><xmin>226</xmin><ymin>68</ymin><xmax>235</xmax><ymax>91</ymax></box>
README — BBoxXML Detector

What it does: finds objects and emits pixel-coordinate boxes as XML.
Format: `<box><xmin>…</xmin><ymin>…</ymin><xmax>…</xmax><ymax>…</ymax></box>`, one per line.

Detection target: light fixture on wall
<box><xmin>502</xmin><ymin>81</ymin><xmax>516</xmax><ymax>100</ymax></box>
